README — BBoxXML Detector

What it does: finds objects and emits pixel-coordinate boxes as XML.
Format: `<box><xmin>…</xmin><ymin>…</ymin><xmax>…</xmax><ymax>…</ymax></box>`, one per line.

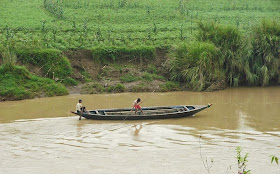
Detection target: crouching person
<box><xmin>76</xmin><ymin>99</ymin><xmax>87</xmax><ymax>120</ymax></box>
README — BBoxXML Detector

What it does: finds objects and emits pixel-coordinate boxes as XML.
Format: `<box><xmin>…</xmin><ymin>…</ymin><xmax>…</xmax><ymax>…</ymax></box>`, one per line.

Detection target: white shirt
<box><xmin>76</xmin><ymin>103</ymin><xmax>82</xmax><ymax>111</ymax></box>
<box><xmin>133</xmin><ymin>100</ymin><xmax>137</xmax><ymax>106</ymax></box>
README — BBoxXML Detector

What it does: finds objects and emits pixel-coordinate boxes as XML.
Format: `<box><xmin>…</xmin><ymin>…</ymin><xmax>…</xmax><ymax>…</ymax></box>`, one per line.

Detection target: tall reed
<box><xmin>250</xmin><ymin>20</ymin><xmax>280</xmax><ymax>86</ymax></box>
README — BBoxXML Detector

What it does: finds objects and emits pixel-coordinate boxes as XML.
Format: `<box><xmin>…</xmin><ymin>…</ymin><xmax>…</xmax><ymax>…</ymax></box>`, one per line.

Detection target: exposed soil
<box><xmin>1</xmin><ymin>48</ymin><xmax>226</xmax><ymax>97</ymax></box>
<box><xmin>62</xmin><ymin>50</ymin><xmax>168</xmax><ymax>94</ymax></box>
<box><xmin>63</xmin><ymin>50</ymin><xmax>101</xmax><ymax>81</ymax></box>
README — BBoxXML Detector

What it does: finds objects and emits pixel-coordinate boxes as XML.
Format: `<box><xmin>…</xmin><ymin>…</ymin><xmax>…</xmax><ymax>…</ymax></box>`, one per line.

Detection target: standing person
<box><xmin>131</xmin><ymin>98</ymin><xmax>143</xmax><ymax>114</ymax></box>
<box><xmin>76</xmin><ymin>99</ymin><xmax>86</xmax><ymax>120</ymax></box>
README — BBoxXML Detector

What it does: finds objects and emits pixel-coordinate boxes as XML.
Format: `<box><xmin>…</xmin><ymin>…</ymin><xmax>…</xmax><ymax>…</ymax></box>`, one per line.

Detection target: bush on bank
<box><xmin>167</xmin><ymin>41</ymin><xmax>224</xmax><ymax>91</ymax></box>
<box><xmin>0</xmin><ymin>64</ymin><xmax>68</xmax><ymax>100</ymax></box>
<box><xmin>250</xmin><ymin>20</ymin><xmax>280</xmax><ymax>86</ymax></box>
<box><xmin>15</xmin><ymin>49</ymin><xmax>73</xmax><ymax>80</ymax></box>
<box><xmin>167</xmin><ymin>20</ymin><xmax>280</xmax><ymax>91</ymax></box>
<box><xmin>196</xmin><ymin>21</ymin><xmax>252</xmax><ymax>87</ymax></box>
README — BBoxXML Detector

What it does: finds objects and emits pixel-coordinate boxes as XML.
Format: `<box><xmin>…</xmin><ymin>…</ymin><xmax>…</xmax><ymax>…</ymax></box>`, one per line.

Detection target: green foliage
<box><xmin>120</xmin><ymin>73</ymin><xmax>141</xmax><ymax>83</ymax></box>
<box><xmin>1</xmin><ymin>48</ymin><xmax>17</xmax><ymax>65</ymax></box>
<box><xmin>80</xmin><ymin>70</ymin><xmax>92</xmax><ymax>82</ymax></box>
<box><xmin>167</xmin><ymin>41</ymin><xmax>223</xmax><ymax>91</ymax></box>
<box><xmin>63</xmin><ymin>77</ymin><xmax>78</xmax><ymax>86</ymax></box>
<box><xmin>106</xmin><ymin>83</ymin><xmax>125</xmax><ymax>93</ymax></box>
<box><xmin>142</xmin><ymin>72</ymin><xmax>153</xmax><ymax>82</ymax></box>
<box><xmin>43</xmin><ymin>0</ymin><xmax>64</xmax><ymax>19</ymax></box>
<box><xmin>81</xmin><ymin>82</ymin><xmax>104</xmax><ymax>94</ymax></box>
<box><xmin>197</xmin><ymin>21</ymin><xmax>252</xmax><ymax>87</ymax></box>
<box><xmin>0</xmin><ymin>65</ymin><xmax>68</xmax><ymax>100</ymax></box>
<box><xmin>142</xmin><ymin>72</ymin><xmax>165</xmax><ymax>82</ymax></box>
<box><xmin>91</xmin><ymin>46</ymin><xmax>155</xmax><ymax>64</ymax></box>
<box><xmin>15</xmin><ymin>49</ymin><xmax>73</xmax><ymax>79</ymax></box>
<box><xmin>1</xmin><ymin>0</ymin><xmax>280</xmax><ymax>92</ymax></box>
<box><xmin>236</xmin><ymin>146</ymin><xmax>251</xmax><ymax>174</ymax></box>
<box><xmin>147</xmin><ymin>64</ymin><xmax>157</xmax><ymax>74</ymax></box>
<box><xmin>130</xmin><ymin>82</ymin><xmax>150</xmax><ymax>92</ymax></box>
<box><xmin>271</xmin><ymin>155</ymin><xmax>279</xmax><ymax>165</ymax></box>
<box><xmin>1</xmin><ymin>0</ymin><xmax>280</xmax><ymax>50</ymax></box>
<box><xmin>159</xmin><ymin>81</ymin><xmax>180</xmax><ymax>92</ymax></box>
<box><xmin>250</xmin><ymin>20</ymin><xmax>280</xmax><ymax>86</ymax></box>
<box><xmin>197</xmin><ymin>21</ymin><xmax>243</xmax><ymax>52</ymax></box>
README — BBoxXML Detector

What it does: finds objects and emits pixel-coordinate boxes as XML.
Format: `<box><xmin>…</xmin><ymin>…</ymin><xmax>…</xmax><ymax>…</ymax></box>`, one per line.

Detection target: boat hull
<box><xmin>72</xmin><ymin>105</ymin><xmax>210</xmax><ymax>120</ymax></box>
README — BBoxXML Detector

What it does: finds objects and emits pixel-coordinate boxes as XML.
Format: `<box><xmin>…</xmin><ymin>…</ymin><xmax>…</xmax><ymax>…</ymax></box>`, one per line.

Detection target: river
<box><xmin>0</xmin><ymin>87</ymin><xmax>279</xmax><ymax>174</ymax></box>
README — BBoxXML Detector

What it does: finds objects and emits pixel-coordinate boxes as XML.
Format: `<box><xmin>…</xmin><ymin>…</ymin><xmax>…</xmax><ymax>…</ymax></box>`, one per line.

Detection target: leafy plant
<box><xmin>0</xmin><ymin>65</ymin><xmax>68</xmax><ymax>100</ymax></box>
<box><xmin>159</xmin><ymin>81</ymin><xmax>180</xmax><ymax>92</ymax></box>
<box><xmin>197</xmin><ymin>21</ymin><xmax>252</xmax><ymax>87</ymax></box>
<box><xmin>250</xmin><ymin>20</ymin><xmax>280</xmax><ymax>86</ymax></box>
<box><xmin>2</xmin><ymin>48</ymin><xmax>17</xmax><ymax>66</ymax></box>
<box><xmin>120</xmin><ymin>73</ymin><xmax>141</xmax><ymax>83</ymax></box>
<box><xmin>167</xmin><ymin>41</ymin><xmax>223</xmax><ymax>91</ymax></box>
<box><xmin>236</xmin><ymin>146</ymin><xmax>250</xmax><ymax>174</ymax></box>
<box><xmin>271</xmin><ymin>155</ymin><xmax>279</xmax><ymax>164</ymax></box>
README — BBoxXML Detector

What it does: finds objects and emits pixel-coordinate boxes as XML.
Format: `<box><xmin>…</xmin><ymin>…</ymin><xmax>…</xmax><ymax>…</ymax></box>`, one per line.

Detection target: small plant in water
<box><xmin>270</xmin><ymin>155</ymin><xmax>279</xmax><ymax>164</ymax></box>
<box><xmin>236</xmin><ymin>146</ymin><xmax>250</xmax><ymax>174</ymax></box>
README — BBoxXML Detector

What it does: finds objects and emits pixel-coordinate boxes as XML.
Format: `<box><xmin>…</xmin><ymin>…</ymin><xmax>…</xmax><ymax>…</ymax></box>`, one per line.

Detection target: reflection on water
<box><xmin>0</xmin><ymin>87</ymin><xmax>280</xmax><ymax>173</ymax></box>
<box><xmin>132</xmin><ymin>124</ymin><xmax>143</xmax><ymax>136</ymax></box>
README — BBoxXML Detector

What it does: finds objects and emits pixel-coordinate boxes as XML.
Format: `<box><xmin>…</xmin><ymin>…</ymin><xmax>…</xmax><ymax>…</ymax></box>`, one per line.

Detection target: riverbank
<box><xmin>1</xmin><ymin>0</ymin><xmax>280</xmax><ymax>101</ymax></box>
<box><xmin>1</xmin><ymin>21</ymin><xmax>280</xmax><ymax>101</ymax></box>
<box><xmin>0</xmin><ymin>46</ymin><xmax>220</xmax><ymax>101</ymax></box>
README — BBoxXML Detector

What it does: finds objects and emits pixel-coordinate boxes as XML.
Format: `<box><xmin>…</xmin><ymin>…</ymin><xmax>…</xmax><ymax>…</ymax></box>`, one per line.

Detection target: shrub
<box><xmin>1</xmin><ymin>48</ymin><xmax>17</xmax><ymax>65</ymax></box>
<box><xmin>106</xmin><ymin>83</ymin><xmax>125</xmax><ymax>92</ymax></box>
<box><xmin>196</xmin><ymin>21</ymin><xmax>252</xmax><ymax>87</ymax></box>
<box><xmin>63</xmin><ymin>77</ymin><xmax>78</xmax><ymax>86</ymax></box>
<box><xmin>142</xmin><ymin>72</ymin><xmax>165</xmax><ymax>82</ymax></box>
<box><xmin>120</xmin><ymin>73</ymin><xmax>141</xmax><ymax>83</ymax></box>
<box><xmin>0</xmin><ymin>65</ymin><xmax>68</xmax><ymax>100</ymax></box>
<box><xmin>250</xmin><ymin>20</ymin><xmax>280</xmax><ymax>86</ymax></box>
<box><xmin>167</xmin><ymin>41</ymin><xmax>224</xmax><ymax>91</ymax></box>
<box><xmin>130</xmin><ymin>82</ymin><xmax>150</xmax><ymax>92</ymax></box>
<box><xmin>81</xmin><ymin>82</ymin><xmax>105</xmax><ymax>94</ymax></box>
<box><xmin>112</xmin><ymin>83</ymin><xmax>125</xmax><ymax>92</ymax></box>
<box><xmin>15</xmin><ymin>49</ymin><xmax>73</xmax><ymax>79</ymax></box>
<box><xmin>160</xmin><ymin>81</ymin><xmax>180</xmax><ymax>92</ymax></box>
<box><xmin>142</xmin><ymin>72</ymin><xmax>153</xmax><ymax>82</ymax></box>
<box><xmin>147</xmin><ymin>64</ymin><xmax>157</xmax><ymax>74</ymax></box>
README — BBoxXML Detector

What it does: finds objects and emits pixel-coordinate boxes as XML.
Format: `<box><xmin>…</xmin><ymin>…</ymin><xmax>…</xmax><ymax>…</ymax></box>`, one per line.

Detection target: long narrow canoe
<box><xmin>71</xmin><ymin>104</ymin><xmax>212</xmax><ymax>120</ymax></box>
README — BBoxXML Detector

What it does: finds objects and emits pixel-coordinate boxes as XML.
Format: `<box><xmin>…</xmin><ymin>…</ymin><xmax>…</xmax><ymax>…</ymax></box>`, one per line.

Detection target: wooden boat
<box><xmin>71</xmin><ymin>104</ymin><xmax>212</xmax><ymax>120</ymax></box>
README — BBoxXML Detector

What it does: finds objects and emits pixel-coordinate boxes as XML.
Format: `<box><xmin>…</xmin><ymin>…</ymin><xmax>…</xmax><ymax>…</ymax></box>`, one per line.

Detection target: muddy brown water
<box><xmin>0</xmin><ymin>87</ymin><xmax>280</xmax><ymax>173</ymax></box>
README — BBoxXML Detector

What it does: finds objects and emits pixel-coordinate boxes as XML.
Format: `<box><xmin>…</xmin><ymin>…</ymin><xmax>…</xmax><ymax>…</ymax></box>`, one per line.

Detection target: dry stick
<box><xmin>44</xmin><ymin>67</ymin><xmax>52</xmax><ymax>77</ymax></box>
<box><xmin>38</xmin><ymin>63</ymin><xmax>47</xmax><ymax>71</ymax></box>
<box><xmin>199</xmin><ymin>134</ymin><xmax>212</xmax><ymax>174</ymax></box>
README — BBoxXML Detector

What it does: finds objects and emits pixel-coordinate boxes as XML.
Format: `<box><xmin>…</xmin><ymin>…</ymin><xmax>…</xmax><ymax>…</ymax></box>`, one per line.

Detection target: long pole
<box><xmin>123</xmin><ymin>86</ymin><xmax>159</xmax><ymax>122</ymax></box>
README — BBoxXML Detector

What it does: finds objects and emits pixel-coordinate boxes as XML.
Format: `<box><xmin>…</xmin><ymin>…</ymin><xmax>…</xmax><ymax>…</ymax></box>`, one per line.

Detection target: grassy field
<box><xmin>1</xmin><ymin>0</ymin><xmax>280</xmax><ymax>49</ymax></box>
<box><xmin>0</xmin><ymin>0</ymin><xmax>279</xmax><ymax>100</ymax></box>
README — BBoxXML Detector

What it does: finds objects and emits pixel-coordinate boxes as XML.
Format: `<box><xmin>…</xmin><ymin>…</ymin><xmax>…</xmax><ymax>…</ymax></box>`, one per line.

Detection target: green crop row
<box><xmin>91</xmin><ymin>45</ymin><xmax>155</xmax><ymax>63</ymax></box>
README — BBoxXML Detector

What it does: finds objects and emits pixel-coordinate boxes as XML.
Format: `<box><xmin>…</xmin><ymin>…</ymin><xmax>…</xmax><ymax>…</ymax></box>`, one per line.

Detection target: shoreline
<box><xmin>1</xmin><ymin>86</ymin><xmax>280</xmax><ymax>102</ymax></box>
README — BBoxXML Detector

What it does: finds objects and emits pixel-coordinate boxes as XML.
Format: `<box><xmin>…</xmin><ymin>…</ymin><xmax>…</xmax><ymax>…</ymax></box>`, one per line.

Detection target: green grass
<box><xmin>1</xmin><ymin>0</ymin><xmax>280</xmax><ymax>49</ymax></box>
<box><xmin>15</xmin><ymin>48</ymin><xmax>73</xmax><ymax>79</ymax></box>
<box><xmin>120</xmin><ymin>73</ymin><xmax>141</xmax><ymax>83</ymax></box>
<box><xmin>160</xmin><ymin>81</ymin><xmax>180</xmax><ymax>92</ymax></box>
<box><xmin>0</xmin><ymin>64</ymin><xmax>68</xmax><ymax>100</ymax></box>
<box><xmin>0</xmin><ymin>0</ymin><xmax>279</xmax><ymax>94</ymax></box>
